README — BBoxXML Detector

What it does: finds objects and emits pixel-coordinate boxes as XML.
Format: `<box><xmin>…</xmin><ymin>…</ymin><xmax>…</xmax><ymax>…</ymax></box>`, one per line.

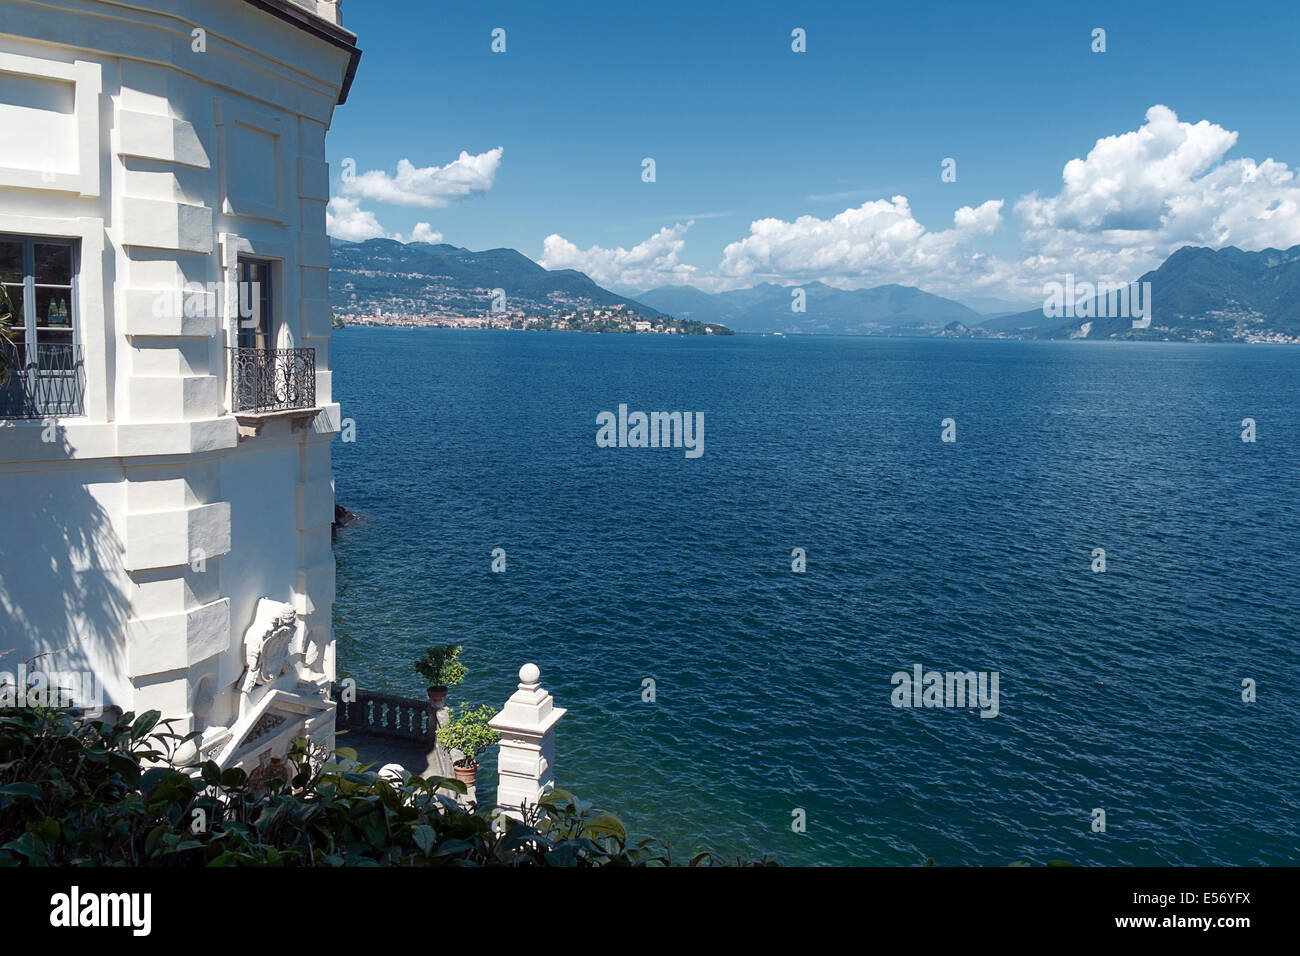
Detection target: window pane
<box><xmin>236</xmin><ymin>258</ymin><xmax>271</xmax><ymax>347</ymax></box>
<box><xmin>34</xmin><ymin>243</ymin><xmax>73</xmax><ymax>285</ymax></box>
<box><xmin>35</xmin><ymin>287</ymin><xmax>73</xmax><ymax>329</ymax></box>
<box><xmin>37</xmin><ymin>328</ymin><xmax>73</xmax><ymax>347</ymax></box>
<box><xmin>1</xmin><ymin>283</ymin><xmax>22</xmax><ymax>327</ymax></box>
<box><xmin>0</xmin><ymin>241</ymin><xmax>21</xmax><ymax>282</ymax></box>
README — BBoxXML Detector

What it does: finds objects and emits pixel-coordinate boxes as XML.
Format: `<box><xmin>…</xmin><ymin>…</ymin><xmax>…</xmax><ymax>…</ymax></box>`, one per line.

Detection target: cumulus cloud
<box><xmin>326</xmin><ymin>199</ymin><xmax>444</xmax><ymax>245</ymax></box>
<box><xmin>340</xmin><ymin>108</ymin><xmax>1296</xmax><ymax>300</ymax></box>
<box><xmin>395</xmin><ymin>222</ymin><xmax>444</xmax><ymax>244</ymax></box>
<box><xmin>691</xmin><ymin>106</ymin><xmax>1300</xmax><ymax>299</ymax></box>
<box><xmin>339</xmin><ymin>148</ymin><xmax>503</xmax><ymax>209</ymax></box>
<box><xmin>716</xmin><ymin>196</ymin><xmax>1006</xmax><ymax>294</ymax></box>
<box><xmin>326</xmin><ymin>196</ymin><xmax>388</xmax><ymax>241</ymax></box>
<box><xmin>540</xmin><ymin>201</ymin><xmax>1009</xmax><ymax>296</ymax></box>
<box><xmin>539</xmin><ymin>222</ymin><xmax>700</xmax><ymax>291</ymax></box>
<box><xmin>1014</xmin><ymin>104</ymin><xmax>1300</xmax><ymax>291</ymax></box>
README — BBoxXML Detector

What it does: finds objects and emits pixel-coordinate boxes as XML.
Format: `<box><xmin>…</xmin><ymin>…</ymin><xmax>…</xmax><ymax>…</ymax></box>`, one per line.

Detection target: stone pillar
<box><xmin>423</xmin><ymin>697</ymin><xmax>457</xmax><ymax>783</ymax></box>
<box><xmin>489</xmin><ymin>663</ymin><xmax>566</xmax><ymax>819</ymax></box>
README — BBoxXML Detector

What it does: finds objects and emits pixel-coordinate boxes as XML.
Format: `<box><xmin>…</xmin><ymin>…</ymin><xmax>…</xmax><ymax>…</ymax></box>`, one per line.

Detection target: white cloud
<box><xmin>326</xmin><ymin>197</ymin><xmax>388</xmax><ymax>241</ymax></box>
<box><xmin>394</xmin><ymin>222</ymin><xmax>444</xmax><ymax>244</ymax></box>
<box><xmin>328</xmin><ymin>147</ymin><xmax>499</xmax><ymax>243</ymax></box>
<box><xmin>539</xmin><ymin>201</ymin><xmax>1009</xmax><ymax>295</ymax></box>
<box><xmin>716</xmin><ymin>196</ymin><xmax>1006</xmax><ymax>295</ymax></box>
<box><xmin>340</xmin><ymin>108</ymin><xmax>1300</xmax><ymax>301</ymax></box>
<box><xmin>327</xmin><ymin>199</ymin><xmax>445</xmax><ymax>245</ymax></box>
<box><xmin>1014</xmin><ymin>104</ymin><xmax>1300</xmax><ymax>292</ymax></box>
<box><xmin>339</xmin><ymin>148</ymin><xmax>503</xmax><ymax>209</ymax></box>
<box><xmin>539</xmin><ymin>222</ymin><xmax>700</xmax><ymax>291</ymax></box>
<box><xmin>659</xmin><ymin>106</ymin><xmax>1300</xmax><ymax>300</ymax></box>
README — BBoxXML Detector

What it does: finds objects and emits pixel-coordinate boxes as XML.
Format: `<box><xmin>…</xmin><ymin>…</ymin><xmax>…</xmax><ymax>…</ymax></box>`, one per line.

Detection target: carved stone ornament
<box><xmin>247</xmin><ymin>711</ymin><xmax>287</xmax><ymax>744</ymax></box>
<box><xmin>248</xmin><ymin>751</ymin><xmax>293</xmax><ymax>795</ymax></box>
<box><xmin>240</xmin><ymin>602</ymin><xmax>299</xmax><ymax>694</ymax></box>
<box><xmin>256</xmin><ymin>611</ymin><xmax>295</xmax><ymax>682</ymax></box>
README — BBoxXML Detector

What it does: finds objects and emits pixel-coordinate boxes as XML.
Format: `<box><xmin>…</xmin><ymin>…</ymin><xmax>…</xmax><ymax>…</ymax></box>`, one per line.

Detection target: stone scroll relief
<box><xmin>239</xmin><ymin>603</ymin><xmax>299</xmax><ymax>695</ymax></box>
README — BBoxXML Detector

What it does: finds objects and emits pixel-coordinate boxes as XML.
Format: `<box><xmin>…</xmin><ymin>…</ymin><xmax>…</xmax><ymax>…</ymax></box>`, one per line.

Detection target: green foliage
<box><xmin>414</xmin><ymin>644</ymin><xmax>466</xmax><ymax>688</ymax></box>
<box><xmin>0</xmin><ymin>707</ymin><xmax>772</xmax><ymax>867</ymax></box>
<box><xmin>0</xmin><ymin>284</ymin><xmax>15</xmax><ymax>386</ymax></box>
<box><xmin>436</xmin><ymin>703</ymin><xmax>499</xmax><ymax>765</ymax></box>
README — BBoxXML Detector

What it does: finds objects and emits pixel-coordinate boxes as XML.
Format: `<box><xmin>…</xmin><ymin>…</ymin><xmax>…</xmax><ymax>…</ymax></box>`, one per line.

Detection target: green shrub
<box><xmin>436</xmin><ymin>703</ymin><xmax>499</xmax><ymax>766</ymax></box>
<box><xmin>0</xmin><ymin>285</ymin><xmax>17</xmax><ymax>386</ymax></box>
<box><xmin>0</xmin><ymin>706</ymin><xmax>769</xmax><ymax>867</ymax></box>
<box><xmin>414</xmin><ymin>644</ymin><xmax>467</xmax><ymax>688</ymax></box>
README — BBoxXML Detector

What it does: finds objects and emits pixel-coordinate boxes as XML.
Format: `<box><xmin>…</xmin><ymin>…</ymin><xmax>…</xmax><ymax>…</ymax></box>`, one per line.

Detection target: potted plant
<box><xmin>436</xmin><ymin>703</ymin><xmax>500</xmax><ymax>787</ymax></box>
<box><xmin>414</xmin><ymin>644</ymin><xmax>466</xmax><ymax>709</ymax></box>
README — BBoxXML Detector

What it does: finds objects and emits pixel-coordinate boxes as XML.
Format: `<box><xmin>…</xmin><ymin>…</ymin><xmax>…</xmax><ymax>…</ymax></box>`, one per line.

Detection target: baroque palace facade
<box><xmin>0</xmin><ymin>0</ymin><xmax>360</xmax><ymax>773</ymax></box>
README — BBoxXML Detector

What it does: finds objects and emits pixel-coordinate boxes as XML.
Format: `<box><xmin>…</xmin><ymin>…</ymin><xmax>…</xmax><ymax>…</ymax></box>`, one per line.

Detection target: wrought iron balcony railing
<box><xmin>228</xmin><ymin>346</ymin><xmax>316</xmax><ymax>414</ymax></box>
<box><xmin>0</xmin><ymin>342</ymin><xmax>86</xmax><ymax>420</ymax></box>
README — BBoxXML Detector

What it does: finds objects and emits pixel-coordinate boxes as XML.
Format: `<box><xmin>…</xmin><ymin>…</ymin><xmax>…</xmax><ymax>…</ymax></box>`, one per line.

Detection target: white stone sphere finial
<box><xmin>520</xmin><ymin>663</ymin><xmax>540</xmax><ymax>684</ymax></box>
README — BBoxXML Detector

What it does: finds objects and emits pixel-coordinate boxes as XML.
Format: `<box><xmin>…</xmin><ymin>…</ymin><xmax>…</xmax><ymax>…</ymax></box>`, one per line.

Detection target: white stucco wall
<box><xmin>0</xmin><ymin>0</ymin><xmax>356</xmax><ymax>766</ymax></box>
<box><xmin>0</xmin><ymin>466</ymin><xmax>134</xmax><ymax>707</ymax></box>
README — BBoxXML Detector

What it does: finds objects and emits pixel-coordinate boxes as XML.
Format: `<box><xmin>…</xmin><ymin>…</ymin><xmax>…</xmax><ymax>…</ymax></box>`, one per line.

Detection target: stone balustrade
<box><xmin>333</xmin><ymin>687</ymin><xmax>432</xmax><ymax>742</ymax></box>
<box><xmin>331</xmin><ymin>664</ymin><xmax>565</xmax><ymax>818</ymax></box>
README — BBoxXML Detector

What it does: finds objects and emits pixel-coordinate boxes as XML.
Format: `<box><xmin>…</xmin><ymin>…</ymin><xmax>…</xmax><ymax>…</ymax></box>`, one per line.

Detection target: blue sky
<box><xmin>326</xmin><ymin>0</ymin><xmax>1300</xmax><ymax>308</ymax></box>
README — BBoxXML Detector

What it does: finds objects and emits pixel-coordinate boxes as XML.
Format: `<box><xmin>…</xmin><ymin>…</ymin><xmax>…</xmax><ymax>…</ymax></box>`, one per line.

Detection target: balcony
<box><xmin>228</xmin><ymin>346</ymin><xmax>316</xmax><ymax>414</ymax></box>
<box><xmin>228</xmin><ymin>346</ymin><xmax>318</xmax><ymax>438</ymax></box>
<box><xmin>0</xmin><ymin>342</ymin><xmax>85</xmax><ymax>420</ymax></box>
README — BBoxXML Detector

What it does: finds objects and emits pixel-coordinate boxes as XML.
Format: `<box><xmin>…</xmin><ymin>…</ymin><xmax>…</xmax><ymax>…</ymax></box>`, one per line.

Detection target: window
<box><xmin>236</xmin><ymin>257</ymin><xmax>272</xmax><ymax>349</ymax></box>
<box><xmin>228</xmin><ymin>255</ymin><xmax>313</xmax><ymax>413</ymax></box>
<box><xmin>0</xmin><ymin>235</ymin><xmax>82</xmax><ymax>418</ymax></box>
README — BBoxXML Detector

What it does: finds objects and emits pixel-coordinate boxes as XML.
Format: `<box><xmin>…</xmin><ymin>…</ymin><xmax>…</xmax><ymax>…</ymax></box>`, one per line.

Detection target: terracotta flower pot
<box><xmin>427</xmin><ymin>686</ymin><xmax>448</xmax><ymax>709</ymax></box>
<box><xmin>454</xmin><ymin>760</ymin><xmax>479</xmax><ymax>787</ymax></box>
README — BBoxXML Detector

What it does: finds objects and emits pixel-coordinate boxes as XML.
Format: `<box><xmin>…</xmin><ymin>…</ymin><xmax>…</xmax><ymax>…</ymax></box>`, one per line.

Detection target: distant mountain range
<box><xmin>633</xmin><ymin>281</ymin><xmax>982</xmax><ymax>334</ymax></box>
<box><xmin>329</xmin><ymin>238</ymin><xmax>1300</xmax><ymax>343</ymax></box>
<box><xmin>986</xmin><ymin>245</ymin><xmax>1300</xmax><ymax>341</ymax></box>
<box><xmin>330</xmin><ymin>238</ymin><xmax>664</xmax><ymax>323</ymax></box>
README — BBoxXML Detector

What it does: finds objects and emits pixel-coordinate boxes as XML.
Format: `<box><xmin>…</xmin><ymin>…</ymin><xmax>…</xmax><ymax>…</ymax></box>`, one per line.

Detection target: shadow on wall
<box><xmin>0</xmin><ymin>426</ymin><xmax>131</xmax><ymax>707</ymax></box>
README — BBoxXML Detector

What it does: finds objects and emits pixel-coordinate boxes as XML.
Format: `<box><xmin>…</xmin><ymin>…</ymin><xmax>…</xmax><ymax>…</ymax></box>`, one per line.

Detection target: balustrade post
<box><xmin>425</xmin><ymin>694</ymin><xmax>456</xmax><ymax>787</ymax></box>
<box><xmin>489</xmin><ymin>663</ymin><xmax>566</xmax><ymax>821</ymax></box>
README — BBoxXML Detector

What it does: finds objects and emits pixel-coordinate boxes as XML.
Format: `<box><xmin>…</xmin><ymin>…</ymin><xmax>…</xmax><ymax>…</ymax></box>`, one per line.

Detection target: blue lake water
<box><xmin>331</xmin><ymin>327</ymin><xmax>1300</xmax><ymax>865</ymax></box>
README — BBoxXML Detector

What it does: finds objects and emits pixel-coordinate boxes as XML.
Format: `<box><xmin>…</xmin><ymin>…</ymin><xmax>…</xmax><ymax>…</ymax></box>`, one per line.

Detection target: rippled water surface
<box><xmin>332</xmin><ymin>328</ymin><xmax>1300</xmax><ymax>865</ymax></box>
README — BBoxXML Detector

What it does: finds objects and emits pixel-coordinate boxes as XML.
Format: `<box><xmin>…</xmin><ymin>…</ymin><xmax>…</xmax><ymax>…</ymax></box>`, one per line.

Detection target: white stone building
<box><xmin>0</xmin><ymin>0</ymin><xmax>360</xmax><ymax>772</ymax></box>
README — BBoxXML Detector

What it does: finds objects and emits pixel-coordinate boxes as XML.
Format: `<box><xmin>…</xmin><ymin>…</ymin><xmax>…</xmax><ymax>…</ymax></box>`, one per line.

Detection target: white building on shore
<box><xmin>0</xmin><ymin>0</ymin><xmax>360</xmax><ymax>774</ymax></box>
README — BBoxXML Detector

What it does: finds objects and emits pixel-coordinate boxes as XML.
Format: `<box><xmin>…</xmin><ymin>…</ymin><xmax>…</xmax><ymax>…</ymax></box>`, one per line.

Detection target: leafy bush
<box><xmin>0</xmin><ymin>285</ymin><xmax>17</xmax><ymax>386</ymax></box>
<box><xmin>0</xmin><ymin>707</ymin><xmax>768</xmax><ymax>867</ymax></box>
<box><xmin>436</xmin><ymin>703</ymin><xmax>499</xmax><ymax>766</ymax></box>
<box><xmin>414</xmin><ymin>644</ymin><xmax>466</xmax><ymax>688</ymax></box>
